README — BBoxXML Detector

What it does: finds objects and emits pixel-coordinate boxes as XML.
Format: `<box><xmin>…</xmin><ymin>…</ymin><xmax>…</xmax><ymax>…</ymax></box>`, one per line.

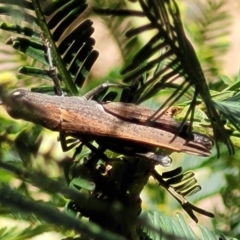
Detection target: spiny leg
<box><xmin>42</xmin><ymin>38</ymin><xmax>63</xmax><ymax>96</ymax></box>
<box><xmin>58</xmin><ymin>132</ymin><xmax>110</xmax><ymax>164</ymax></box>
<box><xmin>173</xmin><ymin>88</ymin><xmax>198</xmax><ymax>141</ymax></box>
<box><xmin>83</xmin><ymin>76</ymin><xmax>142</xmax><ymax>101</ymax></box>
<box><xmin>206</xmin><ymin>102</ymin><xmax>234</xmax><ymax>156</ymax></box>
<box><xmin>147</xmin><ymin>82</ymin><xmax>191</xmax><ymax>135</ymax></box>
<box><xmin>135</xmin><ymin>152</ymin><xmax>172</xmax><ymax>167</ymax></box>
<box><xmin>83</xmin><ymin>82</ymin><xmax>128</xmax><ymax>100</ymax></box>
<box><xmin>58</xmin><ymin>133</ymin><xmax>80</xmax><ymax>152</ymax></box>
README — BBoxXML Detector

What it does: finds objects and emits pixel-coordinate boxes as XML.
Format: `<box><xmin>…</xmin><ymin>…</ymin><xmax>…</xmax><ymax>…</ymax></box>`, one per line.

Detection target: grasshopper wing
<box><xmin>102</xmin><ymin>102</ymin><xmax>179</xmax><ymax>130</ymax></box>
<box><xmin>102</xmin><ymin>102</ymin><xmax>213</xmax><ymax>150</ymax></box>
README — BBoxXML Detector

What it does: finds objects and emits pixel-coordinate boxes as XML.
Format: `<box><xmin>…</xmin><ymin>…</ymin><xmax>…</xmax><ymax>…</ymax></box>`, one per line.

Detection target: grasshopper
<box><xmin>0</xmin><ymin>83</ymin><xmax>212</xmax><ymax>161</ymax></box>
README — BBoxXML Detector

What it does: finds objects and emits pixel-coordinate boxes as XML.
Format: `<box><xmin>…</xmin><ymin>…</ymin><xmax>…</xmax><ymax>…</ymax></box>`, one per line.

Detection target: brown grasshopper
<box><xmin>0</xmin><ymin>84</ymin><xmax>212</xmax><ymax>160</ymax></box>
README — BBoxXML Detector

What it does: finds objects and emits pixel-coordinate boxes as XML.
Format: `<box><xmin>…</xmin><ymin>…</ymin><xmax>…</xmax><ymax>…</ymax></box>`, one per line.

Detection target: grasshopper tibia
<box><xmin>136</xmin><ymin>152</ymin><xmax>172</xmax><ymax>167</ymax></box>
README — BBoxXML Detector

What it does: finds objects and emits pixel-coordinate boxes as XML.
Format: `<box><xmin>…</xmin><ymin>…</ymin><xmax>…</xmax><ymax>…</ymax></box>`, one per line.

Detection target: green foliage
<box><xmin>183</xmin><ymin>0</ymin><xmax>231</xmax><ymax>78</ymax></box>
<box><xmin>0</xmin><ymin>225</ymin><xmax>53</xmax><ymax>240</ymax></box>
<box><xmin>0</xmin><ymin>0</ymin><xmax>239</xmax><ymax>239</ymax></box>
<box><xmin>138</xmin><ymin>212</ymin><xmax>236</xmax><ymax>240</ymax></box>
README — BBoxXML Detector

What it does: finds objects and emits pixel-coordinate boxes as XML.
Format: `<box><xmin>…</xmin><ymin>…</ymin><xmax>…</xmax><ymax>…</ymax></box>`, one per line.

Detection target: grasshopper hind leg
<box><xmin>206</xmin><ymin>102</ymin><xmax>234</xmax><ymax>156</ymax></box>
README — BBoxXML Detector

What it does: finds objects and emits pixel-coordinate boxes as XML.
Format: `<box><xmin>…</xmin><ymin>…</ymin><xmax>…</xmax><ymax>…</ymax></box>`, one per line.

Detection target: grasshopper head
<box><xmin>2</xmin><ymin>88</ymin><xmax>61</xmax><ymax>131</ymax></box>
<box><xmin>2</xmin><ymin>89</ymin><xmax>44</xmax><ymax>124</ymax></box>
<box><xmin>2</xmin><ymin>89</ymin><xmax>28</xmax><ymax>119</ymax></box>
<box><xmin>2</xmin><ymin>88</ymin><xmax>47</xmax><ymax>128</ymax></box>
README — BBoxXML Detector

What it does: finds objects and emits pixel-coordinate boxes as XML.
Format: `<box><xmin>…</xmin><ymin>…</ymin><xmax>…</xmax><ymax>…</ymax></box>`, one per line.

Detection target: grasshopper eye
<box><xmin>12</xmin><ymin>91</ymin><xmax>21</xmax><ymax>96</ymax></box>
<box><xmin>10</xmin><ymin>89</ymin><xmax>25</xmax><ymax>99</ymax></box>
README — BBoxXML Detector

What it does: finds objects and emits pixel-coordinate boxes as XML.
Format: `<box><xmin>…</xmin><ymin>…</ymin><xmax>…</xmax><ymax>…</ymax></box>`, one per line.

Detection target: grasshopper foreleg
<box><xmin>58</xmin><ymin>133</ymin><xmax>80</xmax><ymax>152</ymax></box>
<box><xmin>58</xmin><ymin>132</ymin><xmax>110</xmax><ymax>163</ymax></box>
<box><xmin>82</xmin><ymin>82</ymin><xmax>126</xmax><ymax>100</ymax></box>
<box><xmin>43</xmin><ymin>39</ymin><xmax>63</xmax><ymax>96</ymax></box>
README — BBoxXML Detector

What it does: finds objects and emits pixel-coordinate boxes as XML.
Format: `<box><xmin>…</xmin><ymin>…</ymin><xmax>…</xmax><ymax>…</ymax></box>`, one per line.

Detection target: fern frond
<box><xmin>0</xmin><ymin>0</ymin><xmax>37</xmax><ymax>24</ymax></box>
<box><xmin>152</xmin><ymin>167</ymin><xmax>214</xmax><ymax>222</ymax></box>
<box><xmin>0</xmin><ymin>184</ymin><xmax>123</xmax><ymax>240</ymax></box>
<box><xmin>0</xmin><ymin>0</ymin><xmax>99</xmax><ymax>94</ymax></box>
<box><xmin>184</xmin><ymin>0</ymin><xmax>231</xmax><ymax>79</ymax></box>
<box><xmin>138</xmin><ymin>212</ymin><xmax>232</xmax><ymax>240</ymax></box>
<box><xmin>93</xmin><ymin>1</ymin><xmax>142</xmax><ymax>66</ymax></box>
<box><xmin>0</xmin><ymin>225</ymin><xmax>53</xmax><ymax>240</ymax></box>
